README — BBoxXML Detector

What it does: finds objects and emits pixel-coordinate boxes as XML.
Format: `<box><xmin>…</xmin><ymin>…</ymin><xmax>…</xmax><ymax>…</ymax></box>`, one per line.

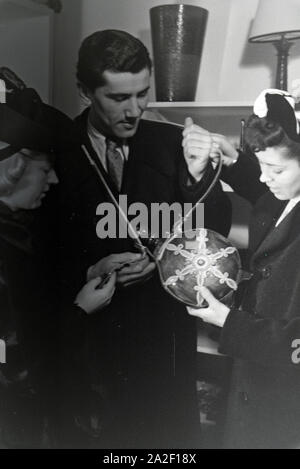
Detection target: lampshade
<box><xmin>249</xmin><ymin>0</ymin><xmax>300</xmax><ymax>43</ymax></box>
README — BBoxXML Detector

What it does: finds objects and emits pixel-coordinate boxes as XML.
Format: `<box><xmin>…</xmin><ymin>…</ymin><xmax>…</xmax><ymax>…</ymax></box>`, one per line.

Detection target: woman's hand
<box><xmin>186</xmin><ymin>286</ymin><xmax>230</xmax><ymax>327</ymax></box>
<box><xmin>75</xmin><ymin>272</ymin><xmax>116</xmax><ymax>314</ymax></box>
<box><xmin>87</xmin><ymin>252</ymin><xmax>144</xmax><ymax>280</ymax></box>
<box><xmin>182</xmin><ymin>118</ymin><xmax>239</xmax><ymax>173</ymax></box>
<box><xmin>210</xmin><ymin>133</ymin><xmax>239</xmax><ymax>167</ymax></box>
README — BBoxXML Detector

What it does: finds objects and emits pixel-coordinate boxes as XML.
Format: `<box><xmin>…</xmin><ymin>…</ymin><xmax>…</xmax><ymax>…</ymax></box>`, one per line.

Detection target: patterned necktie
<box><xmin>105</xmin><ymin>138</ymin><xmax>124</xmax><ymax>191</ymax></box>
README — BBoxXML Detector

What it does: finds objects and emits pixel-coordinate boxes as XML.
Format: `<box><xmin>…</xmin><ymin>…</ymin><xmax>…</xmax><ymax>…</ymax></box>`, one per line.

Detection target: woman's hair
<box><xmin>245</xmin><ymin>114</ymin><xmax>300</xmax><ymax>162</ymax></box>
<box><xmin>0</xmin><ymin>152</ymin><xmax>27</xmax><ymax>196</ymax></box>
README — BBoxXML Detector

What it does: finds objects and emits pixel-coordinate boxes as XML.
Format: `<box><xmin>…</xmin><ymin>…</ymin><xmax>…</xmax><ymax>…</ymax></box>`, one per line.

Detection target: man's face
<box><xmin>88</xmin><ymin>68</ymin><xmax>150</xmax><ymax>139</ymax></box>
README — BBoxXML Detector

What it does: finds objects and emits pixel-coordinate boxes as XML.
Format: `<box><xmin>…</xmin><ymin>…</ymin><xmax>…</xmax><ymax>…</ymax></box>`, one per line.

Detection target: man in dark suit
<box><xmin>57</xmin><ymin>29</ymin><xmax>232</xmax><ymax>448</ymax></box>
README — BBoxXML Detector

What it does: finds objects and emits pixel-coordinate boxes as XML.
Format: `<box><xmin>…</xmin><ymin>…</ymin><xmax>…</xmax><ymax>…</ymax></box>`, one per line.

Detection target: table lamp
<box><xmin>249</xmin><ymin>0</ymin><xmax>300</xmax><ymax>90</ymax></box>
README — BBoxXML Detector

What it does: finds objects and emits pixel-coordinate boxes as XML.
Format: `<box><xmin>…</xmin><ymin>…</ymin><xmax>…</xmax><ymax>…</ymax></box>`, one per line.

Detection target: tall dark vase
<box><xmin>150</xmin><ymin>4</ymin><xmax>208</xmax><ymax>101</ymax></box>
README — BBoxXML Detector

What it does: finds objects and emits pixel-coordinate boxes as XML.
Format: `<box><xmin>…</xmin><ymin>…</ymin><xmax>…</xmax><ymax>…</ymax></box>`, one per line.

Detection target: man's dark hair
<box><xmin>77</xmin><ymin>29</ymin><xmax>152</xmax><ymax>91</ymax></box>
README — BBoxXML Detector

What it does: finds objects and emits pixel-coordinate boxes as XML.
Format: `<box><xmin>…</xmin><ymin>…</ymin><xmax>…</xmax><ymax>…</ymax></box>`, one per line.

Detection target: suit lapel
<box><xmin>122</xmin><ymin>124</ymin><xmax>154</xmax><ymax>198</ymax></box>
<box><xmin>249</xmin><ymin>193</ymin><xmax>285</xmax><ymax>253</ymax></box>
<box><xmin>252</xmin><ymin>199</ymin><xmax>300</xmax><ymax>263</ymax></box>
<box><xmin>123</xmin><ymin>121</ymin><xmax>177</xmax><ymax>194</ymax></box>
<box><xmin>76</xmin><ymin>109</ymin><xmax>121</xmax><ymax>197</ymax></box>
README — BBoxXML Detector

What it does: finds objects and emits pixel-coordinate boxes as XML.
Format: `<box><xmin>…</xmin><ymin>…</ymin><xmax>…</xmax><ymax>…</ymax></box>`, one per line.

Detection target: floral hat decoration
<box><xmin>0</xmin><ymin>67</ymin><xmax>76</xmax><ymax>162</ymax></box>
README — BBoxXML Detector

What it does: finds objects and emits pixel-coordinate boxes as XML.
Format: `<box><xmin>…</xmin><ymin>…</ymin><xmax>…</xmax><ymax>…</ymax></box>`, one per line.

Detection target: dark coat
<box><xmin>0</xmin><ymin>202</ymin><xmax>89</xmax><ymax>448</ymax></box>
<box><xmin>0</xmin><ymin>204</ymin><xmax>56</xmax><ymax>384</ymax></box>
<box><xmin>56</xmin><ymin>111</ymin><xmax>232</xmax><ymax>448</ymax></box>
<box><xmin>220</xmin><ymin>153</ymin><xmax>300</xmax><ymax>448</ymax></box>
<box><xmin>0</xmin><ymin>203</ymin><xmax>60</xmax><ymax>447</ymax></box>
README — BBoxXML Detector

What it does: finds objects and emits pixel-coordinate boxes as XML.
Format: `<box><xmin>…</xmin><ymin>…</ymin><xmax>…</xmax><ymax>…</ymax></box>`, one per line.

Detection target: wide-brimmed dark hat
<box><xmin>0</xmin><ymin>67</ymin><xmax>76</xmax><ymax>161</ymax></box>
<box><xmin>253</xmin><ymin>88</ymin><xmax>300</xmax><ymax>142</ymax></box>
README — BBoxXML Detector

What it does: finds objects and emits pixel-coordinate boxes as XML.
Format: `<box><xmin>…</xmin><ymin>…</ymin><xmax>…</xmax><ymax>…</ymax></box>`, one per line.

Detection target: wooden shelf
<box><xmin>148</xmin><ymin>101</ymin><xmax>253</xmax><ymax>109</ymax></box>
<box><xmin>0</xmin><ymin>0</ymin><xmax>50</xmax><ymax>23</ymax></box>
<box><xmin>148</xmin><ymin>101</ymin><xmax>300</xmax><ymax>121</ymax></box>
<box><xmin>146</xmin><ymin>103</ymin><xmax>252</xmax><ymax>141</ymax></box>
<box><xmin>147</xmin><ymin>102</ymin><xmax>252</xmax><ymax>121</ymax></box>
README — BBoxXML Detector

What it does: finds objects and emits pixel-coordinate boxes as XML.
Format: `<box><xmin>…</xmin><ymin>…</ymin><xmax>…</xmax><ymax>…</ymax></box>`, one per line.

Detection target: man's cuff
<box><xmin>73</xmin><ymin>304</ymin><xmax>88</xmax><ymax>319</ymax></box>
<box><xmin>86</xmin><ymin>265</ymin><xmax>94</xmax><ymax>281</ymax></box>
<box><xmin>186</xmin><ymin>170</ymin><xmax>205</xmax><ymax>186</ymax></box>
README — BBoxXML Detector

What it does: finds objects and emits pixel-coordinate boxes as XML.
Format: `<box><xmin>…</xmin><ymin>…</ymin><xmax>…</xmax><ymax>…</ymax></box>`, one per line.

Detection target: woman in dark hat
<box><xmin>0</xmin><ymin>70</ymin><xmax>116</xmax><ymax>448</ymax></box>
<box><xmin>187</xmin><ymin>88</ymin><xmax>300</xmax><ymax>448</ymax></box>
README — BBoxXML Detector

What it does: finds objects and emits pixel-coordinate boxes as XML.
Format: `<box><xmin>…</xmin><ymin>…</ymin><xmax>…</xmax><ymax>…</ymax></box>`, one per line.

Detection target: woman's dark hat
<box><xmin>0</xmin><ymin>67</ymin><xmax>77</xmax><ymax>161</ymax></box>
<box><xmin>253</xmin><ymin>88</ymin><xmax>300</xmax><ymax>142</ymax></box>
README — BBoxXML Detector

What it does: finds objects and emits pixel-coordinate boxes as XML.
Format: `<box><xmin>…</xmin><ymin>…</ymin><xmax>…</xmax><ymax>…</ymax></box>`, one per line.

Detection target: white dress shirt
<box><xmin>87</xmin><ymin>118</ymin><xmax>129</xmax><ymax>171</ymax></box>
<box><xmin>275</xmin><ymin>195</ymin><xmax>300</xmax><ymax>227</ymax></box>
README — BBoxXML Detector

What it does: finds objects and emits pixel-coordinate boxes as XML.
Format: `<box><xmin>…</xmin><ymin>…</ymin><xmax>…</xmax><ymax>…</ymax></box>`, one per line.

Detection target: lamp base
<box><xmin>273</xmin><ymin>37</ymin><xmax>293</xmax><ymax>90</ymax></box>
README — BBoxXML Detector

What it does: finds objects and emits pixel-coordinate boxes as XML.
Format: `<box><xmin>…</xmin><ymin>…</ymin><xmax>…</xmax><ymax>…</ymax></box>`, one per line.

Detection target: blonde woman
<box><xmin>0</xmin><ymin>76</ymin><xmax>116</xmax><ymax>448</ymax></box>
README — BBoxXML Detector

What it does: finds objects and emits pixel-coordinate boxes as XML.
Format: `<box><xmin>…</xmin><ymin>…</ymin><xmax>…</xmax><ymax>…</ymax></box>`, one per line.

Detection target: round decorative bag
<box><xmin>155</xmin><ymin>228</ymin><xmax>241</xmax><ymax>307</ymax></box>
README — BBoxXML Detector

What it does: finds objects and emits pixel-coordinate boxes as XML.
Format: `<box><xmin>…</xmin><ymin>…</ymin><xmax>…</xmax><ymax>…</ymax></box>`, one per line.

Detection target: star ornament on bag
<box><xmin>163</xmin><ymin>228</ymin><xmax>238</xmax><ymax>306</ymax></box>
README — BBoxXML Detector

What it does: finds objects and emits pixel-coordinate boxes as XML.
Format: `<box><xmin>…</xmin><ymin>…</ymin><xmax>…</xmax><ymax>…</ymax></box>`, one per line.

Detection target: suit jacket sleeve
<box><xmin>220</xmin><ymin>149</ymin><xmax>267</xmax><ymax>205</ymax></box>
<box><xmin>178</xmin><ymin>156</ymin><xmax>232</xmax><ymax>237</ymax></box>
<box><xmin>219</xmin><ymin>308</ymin><xmax>300</xmax><ymax>369</ymax></box>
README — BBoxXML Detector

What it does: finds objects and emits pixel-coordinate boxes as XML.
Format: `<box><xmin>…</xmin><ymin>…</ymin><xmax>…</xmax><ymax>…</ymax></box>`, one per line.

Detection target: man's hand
<box><xmin>186</xmin><ymin>286</ymin><xmax>230</xmax><ymax>327</ymax></box>
<box><xmin>75</xmin><ymin>272</ymin><xmax>116</xmax><ymax>314</ymax></box>
<box><xmin>87</xmin><ymin>252</ymin><xmax>156</xmax><ymax>288</ymax></box>
<box><xmin>117</xmin><ymin>254</ymin><xmax>156</xmax><ymax>288</ymax></box>
<box><xmin>182</xmin><ymin>117</ymin><xmax>212</xmax><ymax>181</ymax></box>
<box><xmin>182</xmin><ymin>119</ymin><xmax>239</xmax><ymax>174</ymax></box>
